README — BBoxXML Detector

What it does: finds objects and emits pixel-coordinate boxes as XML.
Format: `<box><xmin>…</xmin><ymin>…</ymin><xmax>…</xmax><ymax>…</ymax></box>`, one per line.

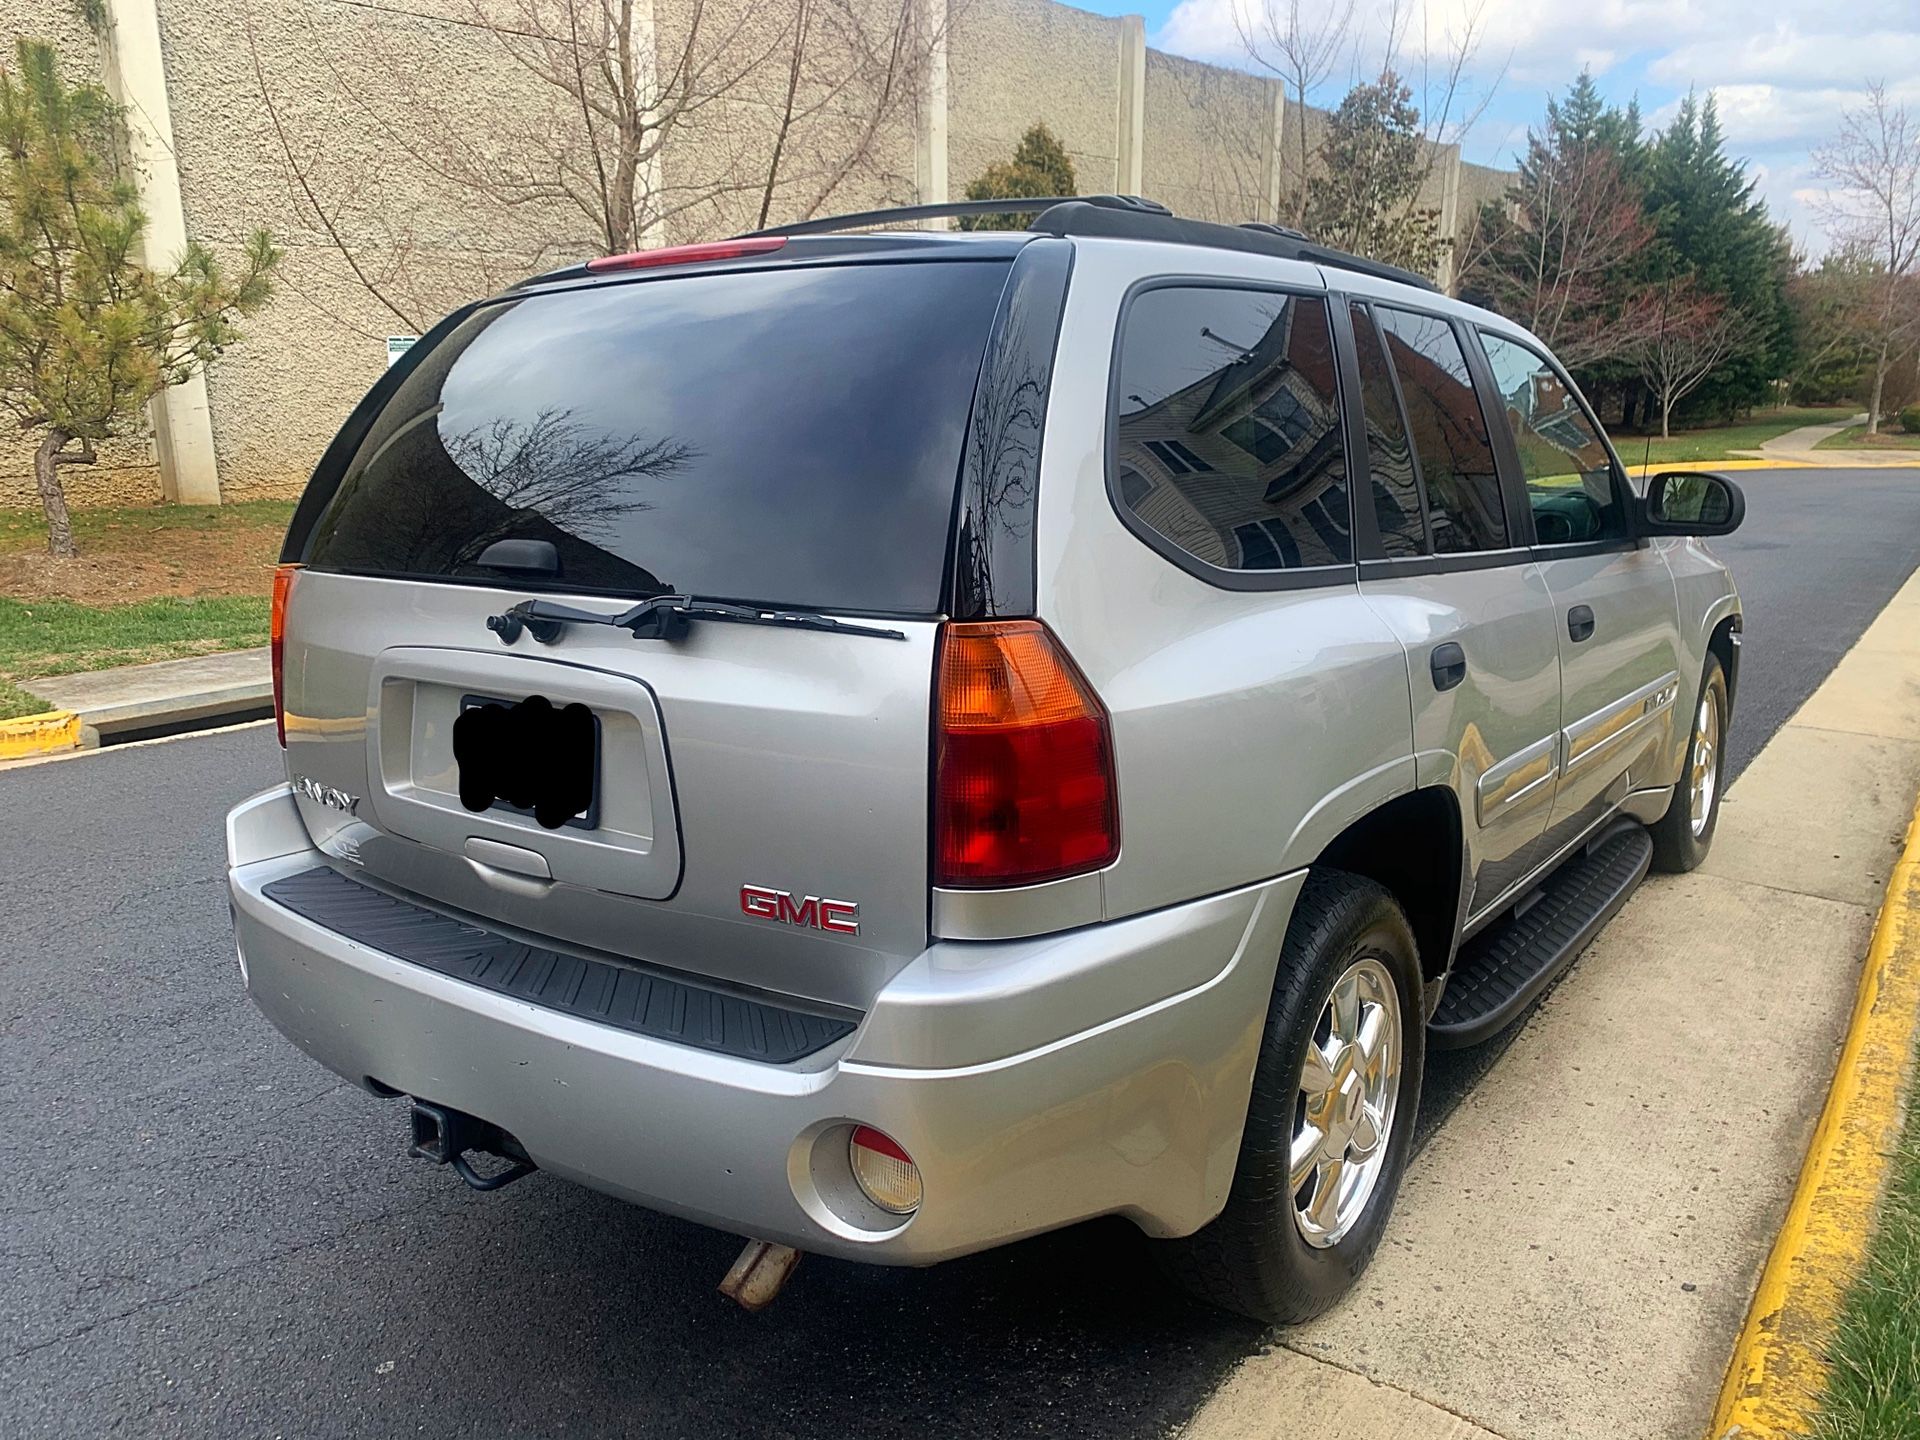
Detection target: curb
<box><xmin>1710</xmin><ymin>799</ymin><xmax>1920</xmax><ymax>1437</ymax></box>
<box><xmin>1623</xmin><ymin>457</ymin><xmax>1920</xmax><ymax>475</ymax></box>
<box><xmin>0</xmin><ymin>709</ymin><xmax>81</xmax><ymax>761</ymax></box>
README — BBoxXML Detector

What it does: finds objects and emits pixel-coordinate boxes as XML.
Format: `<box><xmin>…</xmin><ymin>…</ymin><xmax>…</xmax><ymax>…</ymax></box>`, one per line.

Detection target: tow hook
<box><xmin>408</xmin><ymin>1099</ymin><xmax>537</xmax><ymax>1192</ymax></box>
<box><xmin>719</xmin><ymin>1239</ymin><xmax>804</xmax><ymax>1311</ymax></box>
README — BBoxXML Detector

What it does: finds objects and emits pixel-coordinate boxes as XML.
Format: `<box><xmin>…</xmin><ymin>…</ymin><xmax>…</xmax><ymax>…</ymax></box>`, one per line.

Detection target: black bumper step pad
<box><xmin>261</xmin><ymin>866</ymin><xmax>856</xmax><ymax>1064</ymax></box>
<box><xmin>1430</xmin><ymin>821</ymin><xmax>1654</xmax><ymax>1048</ymax></box>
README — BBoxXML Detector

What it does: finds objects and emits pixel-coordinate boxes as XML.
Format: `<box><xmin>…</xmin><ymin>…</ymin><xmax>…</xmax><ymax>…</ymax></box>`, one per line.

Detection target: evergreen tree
<box><xmin>0</xmin><ymin>38</ymin><xmax>278</xmax><ymax>556</ymax></box>
<box><xmin>959</xmin><ymin>124</ymin><xmax>1077</xmax><ymax>230</ymax></box>
<box><xmin>1643</xmin><ymin>94</ymin><xmax>1790</xmax><ymax>416</ymax></box>
<box><xmin>1301</xmin><ymin>72</ymin><xmax>1446</xmax><ymax>275</ymax></box>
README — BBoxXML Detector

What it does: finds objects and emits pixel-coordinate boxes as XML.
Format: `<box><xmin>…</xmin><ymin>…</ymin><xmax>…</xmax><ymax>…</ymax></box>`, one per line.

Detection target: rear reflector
<box><xmin>933</xmin><ymin>620</ymin><xmax>1119</xmax><ymax>889</ymax></box>
<box><xmin>585</xmin><ymin>236</ymin><xmax>788</xmax><ymax>273</ymax></box>
<box><xmin>848</xmin><ymin>1126</ymin><xmax>922</xmax><ymax>1215</ymax></box>
<box><xmin>270</xmin><ymin>563</ymin><xmax>299</xmax><ymax>747</ymax></box>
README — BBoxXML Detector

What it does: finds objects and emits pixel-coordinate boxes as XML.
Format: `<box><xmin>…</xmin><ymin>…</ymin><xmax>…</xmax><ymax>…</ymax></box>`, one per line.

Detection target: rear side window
<box><xmin>1374</xmin><ymin>307</ymin><xmax>1508</xmax><ymax>554</ymax></box>
<box><xmin>1114</xmin><ymin>286</ymin><xmax>1351</xmax><ymax>575</ymax></box>
<box><xmin>302</xmin><ymin>260</ymin><xmax>1013</xmax><ymax>614</ymax></box>
<box><xmin>1477</xmin><ymin>331</ymin><xmax>1629</xmax><ymax>546</ymax></box>
<box><xmin>1349</xmin><ymin>303</ymin><xmax>1428</xmax><ymax>557</ymax></box>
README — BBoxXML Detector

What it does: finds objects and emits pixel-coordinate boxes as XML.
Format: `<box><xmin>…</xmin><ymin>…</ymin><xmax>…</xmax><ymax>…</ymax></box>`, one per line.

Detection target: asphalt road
<box><xmin>5</xmin><ymin>467</ymin><xmax>1917</xmax><ymax>1440</ymax></box>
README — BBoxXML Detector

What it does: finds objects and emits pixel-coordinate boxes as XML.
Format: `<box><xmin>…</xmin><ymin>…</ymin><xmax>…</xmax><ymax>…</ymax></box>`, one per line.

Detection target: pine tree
<box><xmin>959</xmin><ymin>124</ymin><xmax>1077</xmax><ymax>231</ymax></box>
<box><xmin>0</xmin><ymin>38</ymin><xmax>278</xmax><ymax>556</ymax></box>
<box><xmin>1301</xmin><ymin>72</ymin><xmax>1445</xmax><ymax>275</ymax></box>
<box><xmin>1643</xmin><ymin>93</ymin><xmax>1788</xmax><ymax>417</ymax></box>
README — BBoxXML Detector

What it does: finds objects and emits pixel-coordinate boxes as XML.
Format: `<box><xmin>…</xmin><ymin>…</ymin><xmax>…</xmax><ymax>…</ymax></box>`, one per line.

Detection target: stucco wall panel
<box><xmin>1142</xmin><ymin>50</ymin><xmax>1270</xmax><ymax>223</ymax></box>
<box><xmin>947</xmin><ymin>0</ymin><xmax>1119</xmax><ymax>196</ymax></box>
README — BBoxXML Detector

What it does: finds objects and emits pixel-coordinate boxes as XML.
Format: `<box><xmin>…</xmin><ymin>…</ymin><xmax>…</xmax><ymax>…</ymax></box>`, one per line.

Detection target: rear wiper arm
<box><xmin>486</xmin><ymin>594</ymin><xmax>907</xmax><ymax>645</ymax></box>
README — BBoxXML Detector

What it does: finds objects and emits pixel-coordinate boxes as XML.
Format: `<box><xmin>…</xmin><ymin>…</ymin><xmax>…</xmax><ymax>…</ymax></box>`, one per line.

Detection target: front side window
<box><xmin>1114</xmin><ymin>287</ymin><xmax>1351</xmax><ymax>574</ymax></box>
<box><xmin>1478</xmin><ymin>331</ymin><xmax>1629</xmax><ymax>546</ymax></box>
<box><xmin>1374</xmin><ymin>307</ymin><xmax>1508</xmax><ymax>554</ymax></box>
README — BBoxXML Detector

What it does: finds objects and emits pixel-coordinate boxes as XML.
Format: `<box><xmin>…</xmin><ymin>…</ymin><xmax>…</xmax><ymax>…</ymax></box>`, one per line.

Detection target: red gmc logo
<box><xmin>740</xmin><ymin>884</ymin><xmax>860</xmax><ymax>935</ymax></box>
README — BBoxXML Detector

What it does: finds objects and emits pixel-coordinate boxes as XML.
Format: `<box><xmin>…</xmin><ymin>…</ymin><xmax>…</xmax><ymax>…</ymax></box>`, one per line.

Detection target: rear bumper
<box><xmin>228</xmin><ymin>786</ymin><xmax>1302</xmax><ymax>1263</ymax></box>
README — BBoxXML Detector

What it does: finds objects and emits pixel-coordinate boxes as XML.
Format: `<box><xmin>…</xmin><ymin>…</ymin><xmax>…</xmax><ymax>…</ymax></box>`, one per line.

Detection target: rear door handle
<box><xmin>1430</xmin><ymin>642</ymin><xmax>1467</xmax><ymax>691</ymax></box>
<box><xmin>1568</xmin><ymin>605</ymin><xmax>1596</xmax><ymax>643</ymax></box>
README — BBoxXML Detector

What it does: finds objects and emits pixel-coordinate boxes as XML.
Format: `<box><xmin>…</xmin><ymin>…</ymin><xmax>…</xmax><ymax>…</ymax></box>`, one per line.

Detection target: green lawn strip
<box><xmin>1813</xmin><ymin>426</ymin><xmax>1920</xmax><ymax>452</ymax></box>
<box><xmin>1615</xmin><ymin>407</ymin><xmax>1857</xmax><ymax>467</ymax></box>
<box><xmin>1810</xmin><ymin>1071</ymin><xmax>1920</xmax><ymax>1439</ymax></box>
<box><xmin>0</xmin><ymin>596</ymin><xmax>269</xmax><ymax>718</ymax></box>
<box><xmin>0</xmin><ymin>498</ymin><xmax>295</xmax><ymax>554</ymax></box>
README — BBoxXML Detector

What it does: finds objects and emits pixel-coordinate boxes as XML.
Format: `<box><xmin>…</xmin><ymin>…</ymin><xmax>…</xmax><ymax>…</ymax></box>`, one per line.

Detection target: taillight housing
<box><xmin>933</xmin><ymin>620</ymin><xmax>1119</xmax><ymax>889</ymax></box>
<box><xmin>270</xmin><ymin>563</ymin><xmax>299</xmax><ymax>747</ymax></box>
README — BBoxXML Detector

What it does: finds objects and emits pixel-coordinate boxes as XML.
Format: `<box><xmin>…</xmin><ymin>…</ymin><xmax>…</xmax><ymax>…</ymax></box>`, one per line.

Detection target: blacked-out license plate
<box><xmin>453</xmin><ymin>693</ymin><xmax>601</xmax><ymax>830</ymax></box>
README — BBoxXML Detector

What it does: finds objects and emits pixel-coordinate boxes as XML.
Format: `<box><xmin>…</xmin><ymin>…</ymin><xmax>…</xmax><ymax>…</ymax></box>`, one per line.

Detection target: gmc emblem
<box><xmin>740</xmin><ymin>884</ymin><xmax>859</xmax><ymax>935</ymax></box>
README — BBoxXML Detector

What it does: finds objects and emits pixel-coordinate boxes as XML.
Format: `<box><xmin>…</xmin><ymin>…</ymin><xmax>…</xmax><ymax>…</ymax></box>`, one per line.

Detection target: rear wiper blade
<box><xmin>486</xmin><ymin>594</ymin><xmax>907</xmax><ymax>645</ymax></box>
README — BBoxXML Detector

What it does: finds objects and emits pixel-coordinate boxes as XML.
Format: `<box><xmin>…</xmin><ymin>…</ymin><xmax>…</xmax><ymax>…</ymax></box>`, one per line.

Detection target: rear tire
<box><xmin>1651</xmin><ymin>655</ymin><xmax>1728</xmax><ymax>874</ymax></box>
<box><xmin>1159</xmin><ymin>870</ymin><xmax>1424</xmax><ymax>1325</ymax></box>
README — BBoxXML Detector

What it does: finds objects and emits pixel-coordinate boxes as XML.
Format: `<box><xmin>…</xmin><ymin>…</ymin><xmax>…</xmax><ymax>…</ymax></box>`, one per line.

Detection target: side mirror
<box><xmin>1641</xmin><ymin>471</ymin><xmax>1745</xmax><ymax>537</ymax></box>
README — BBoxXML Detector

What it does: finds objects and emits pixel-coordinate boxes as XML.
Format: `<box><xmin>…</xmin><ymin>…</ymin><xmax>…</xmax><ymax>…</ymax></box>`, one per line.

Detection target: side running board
<box><xmin>1429</xmin><ymin>820</ymin><xmax>1654</xmax><ymax>1048</ymax></box>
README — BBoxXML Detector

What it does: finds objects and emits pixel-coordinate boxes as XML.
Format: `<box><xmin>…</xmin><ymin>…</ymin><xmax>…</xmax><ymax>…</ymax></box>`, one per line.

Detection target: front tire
<box><xmin>1651</xmin><ymin>654</ymin><xmax>1728</xmax><ymax>873</ymax></box>
<box><xmin>1160</xmin><ymin>870</ymin><xmax>1424</xmax><ymax>1325</ymax></box>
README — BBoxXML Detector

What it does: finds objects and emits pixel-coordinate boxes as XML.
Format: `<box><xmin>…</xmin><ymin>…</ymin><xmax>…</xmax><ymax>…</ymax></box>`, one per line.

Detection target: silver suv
<box><xmin>226</xmin><ymin>196</ymin><xmax>1744</xmax><ymax>1323</ymax></box>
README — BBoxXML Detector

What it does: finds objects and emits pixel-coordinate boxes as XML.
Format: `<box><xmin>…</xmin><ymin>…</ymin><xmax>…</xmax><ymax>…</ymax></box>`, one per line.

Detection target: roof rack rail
<box><xmin>746</xmin><ymin>193</ymin><xmax>1440</xmax><ymax>292</ymax></box>
<box><xmin>745</xmin><ymin>194</ymin><xmax>1169</xmax><ymax>237</ymax></box>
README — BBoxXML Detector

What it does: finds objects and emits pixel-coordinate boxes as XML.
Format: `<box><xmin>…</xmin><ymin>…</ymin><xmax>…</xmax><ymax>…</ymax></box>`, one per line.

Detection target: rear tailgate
<box><xmin>278</xmin><ymin>254</ymin><xmax>1015</xmax><ymax>1011</ymax></box>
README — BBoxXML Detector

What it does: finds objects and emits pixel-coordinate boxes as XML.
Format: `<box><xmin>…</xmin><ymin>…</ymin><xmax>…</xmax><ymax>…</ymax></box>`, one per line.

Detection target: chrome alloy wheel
<box><xmin>1291</xmin><ymin>955</ymin><xmax>1402</xmax><ymax>1249</ymax></box>
<box><xmin>1689</xmin><ymin>686</ymin><xmax>1722</xmax><ymax>838</ymax></box>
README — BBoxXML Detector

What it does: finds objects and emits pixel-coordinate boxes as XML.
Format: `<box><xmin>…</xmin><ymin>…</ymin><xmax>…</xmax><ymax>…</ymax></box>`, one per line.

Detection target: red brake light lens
<box><xmin>270</xmin><ymin>563</ymin><xmax>299</xmax><ymax>747</ymax></box>
<box><xmin>934</xmin><ymin>621</ymin><xmax>1119</xmax><ymax>888</ymax></box>
<box><xmin>585</xmin><ymin>236</ymin><xmax>787</xmax><ymax>273</ymax></box>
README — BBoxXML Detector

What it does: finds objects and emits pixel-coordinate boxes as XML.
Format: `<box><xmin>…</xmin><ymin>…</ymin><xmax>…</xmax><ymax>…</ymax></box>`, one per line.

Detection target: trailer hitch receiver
<box><xmin>408</xmin><ymin>1099</ymin><xmax>537</xmax><ymax>1192</ymax></box>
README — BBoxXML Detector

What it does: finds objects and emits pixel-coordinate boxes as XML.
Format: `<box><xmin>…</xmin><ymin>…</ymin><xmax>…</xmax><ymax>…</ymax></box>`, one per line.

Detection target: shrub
<box><xmin>1900</xmin><ymin>406</ymin><xmax>1920</xmax><ymax>434</ymax></box>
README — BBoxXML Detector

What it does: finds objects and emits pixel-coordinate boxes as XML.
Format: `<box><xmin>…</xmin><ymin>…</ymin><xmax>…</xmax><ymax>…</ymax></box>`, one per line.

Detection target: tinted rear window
<box><xmin>303</xmin><ymin>260</ymin><xmax>1013</xmax><ymax>614</ymax></box>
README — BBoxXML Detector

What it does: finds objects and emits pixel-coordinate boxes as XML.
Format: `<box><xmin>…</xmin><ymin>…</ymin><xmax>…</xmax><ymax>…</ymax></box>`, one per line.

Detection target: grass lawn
<box><xmin>1811</xmin><ymin>1072</ymin><xmax>1920</xmax><ymax>1438</ymax></box>
<box><xmin>0</xmin><ymin>499</ymin><xmax>291</xmax><ymax>719</ymax></box>
<box><xmin>0</xmin><ymin>595</ymin><xmax>271</xmax><ymax>719</ymax></box>
<box><xmin>1616</xmin><ymin>406</ymin><xmax>1857</xmax><ymax>468</ymax></box>
<box><xmin>1814</xmin><ymin>425</ymin><xmax>1920</xmax><ymax>452</ymax></box>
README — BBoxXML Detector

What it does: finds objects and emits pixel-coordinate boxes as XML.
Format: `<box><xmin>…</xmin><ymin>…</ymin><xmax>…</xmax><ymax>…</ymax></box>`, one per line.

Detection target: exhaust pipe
<box><xmin>719</xmin><ymin>1239</ymin><xmax>804</xmax><ymax>1311</ymax></box>
<box><xmin>408</xmin><ymin>1099</ymin><xmax>537</xmax><ymax>1192</ymax></box>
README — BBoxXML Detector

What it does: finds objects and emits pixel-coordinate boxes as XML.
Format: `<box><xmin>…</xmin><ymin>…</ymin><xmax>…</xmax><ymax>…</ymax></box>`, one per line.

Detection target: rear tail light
<box><xmin>270</xmin><ymin>563</ymin><xmax>299</xmax><ymax>747</ymax></box>
<box><xmin>585</xmin><ymin>236</ymin><xmax>787</xmax><ymax>273</ymax></box>
<box><xmin>933</xmin><ymin>620</ymin><xmax>1119</xmax><ymax>888</ymax></box>
<box><xmin>848</xmin><ymin>1126</ymin><xmax>922</xmax><ymax>1215</ymax></box>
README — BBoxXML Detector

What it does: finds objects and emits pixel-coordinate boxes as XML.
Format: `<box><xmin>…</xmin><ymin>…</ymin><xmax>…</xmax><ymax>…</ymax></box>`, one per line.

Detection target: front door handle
<box><xmin>1567</xmin><ymin>605</ymin><xmax>1596</xmax><ymax>643</ymax></box>
<box><xmin>1430</xmin><ymin>641</ymin><xmax>1467</xmax><ymax>691</ymax></box>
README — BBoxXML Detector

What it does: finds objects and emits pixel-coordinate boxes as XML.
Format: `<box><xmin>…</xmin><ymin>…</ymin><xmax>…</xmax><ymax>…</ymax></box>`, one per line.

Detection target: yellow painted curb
<box><xmin>1710</xmin><ymin>802</ymin><xmax>1920</xmax><ymax>1438</ymax></box>
<box><xmin>0</xmin><ymin>709</ymin><xmax>81</xmax><ymax>760</ymax></box>
<box><xmin>1623</xmin><ymin>457</ymin><xmax>1920</xmax><ymax>476</ymax></box>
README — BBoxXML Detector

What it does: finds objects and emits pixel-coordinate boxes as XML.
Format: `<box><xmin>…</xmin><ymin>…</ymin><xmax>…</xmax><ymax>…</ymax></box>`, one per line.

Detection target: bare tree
<box><xmin>1230</xmin><ymin>0</ymin><xmax>1356</xmax><ymax>226</ymax></box>
<box><xmin>1459</xmin><ymin>128</ymin><xmax>1661</xmax><ymax>367</ymax></box>
<box><xmin>1814</xmin><ymin>82</ymin><xmax>1920</xmax><ymax>433</ymax></box>
<box><xmin>249</xmin><ymin>0</ymin><xmax>940</xmax><ymax>331</ymax></box>
<box><xmin>1632</xmin><ymin>280</ymin><xmax>1763</xmax><ymax>438</ymax></box>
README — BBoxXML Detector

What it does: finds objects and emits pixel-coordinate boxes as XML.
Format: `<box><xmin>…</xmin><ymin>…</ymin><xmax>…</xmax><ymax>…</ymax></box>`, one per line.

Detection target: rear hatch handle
<box><xmin>486</xmin><ymin>595</ymin><xmax>907</xmax><ymax>645</ymax></box>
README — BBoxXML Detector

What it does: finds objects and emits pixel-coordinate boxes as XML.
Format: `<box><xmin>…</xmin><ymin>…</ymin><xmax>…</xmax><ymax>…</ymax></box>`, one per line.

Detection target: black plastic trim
<box><xmin>1103</xmin><ymin>275</ymin><xmax>1361</xmax><ymax>595</ymax></box>
<box><xmin>947</xmin><ymin>239</ymin><xmax>1073</xmax><ymax>620</ymax></box>
<box><xmin>261</xmin><ymin>866</ymin><xmax>857</xmax><ymax>1064</ymax></box>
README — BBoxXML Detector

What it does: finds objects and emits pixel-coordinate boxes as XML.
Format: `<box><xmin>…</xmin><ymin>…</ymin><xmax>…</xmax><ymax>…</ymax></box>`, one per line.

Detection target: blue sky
<box><xmin>1070</xmin><ymin>0</ymin><xmax>1920</xmax><ymax>250</ymax></box>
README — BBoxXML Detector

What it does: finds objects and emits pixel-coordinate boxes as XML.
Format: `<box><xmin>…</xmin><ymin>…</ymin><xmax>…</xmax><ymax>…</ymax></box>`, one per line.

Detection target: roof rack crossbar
<box><xmin>743</xmin><ymin>194</ymin><xmax>1169</xmax><ymax>238</ymax></box>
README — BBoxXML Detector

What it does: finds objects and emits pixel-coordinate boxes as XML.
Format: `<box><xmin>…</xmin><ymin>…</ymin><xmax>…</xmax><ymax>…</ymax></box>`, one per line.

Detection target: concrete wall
<box><xmin>0</xmin><ymin>0</ymin><xmax>1515</xmax><ymax>511</ymax></box>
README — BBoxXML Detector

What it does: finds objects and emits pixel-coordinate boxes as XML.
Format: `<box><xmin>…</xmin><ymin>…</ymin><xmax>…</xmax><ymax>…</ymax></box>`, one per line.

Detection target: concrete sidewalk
<box><xmin>1732</xmin><ymin>413</ymin><xmax>1920</xmax><ymax>468</ymax></box>
<box><xmin>1184</xmin><ymin>569</ymin><xmax>1920</xmax><ymax>1440</ymax></box>
<box><xmin>26</xmin><ymin>647</ymin><xmax>270</xmax><ymax>747</ymax></box>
